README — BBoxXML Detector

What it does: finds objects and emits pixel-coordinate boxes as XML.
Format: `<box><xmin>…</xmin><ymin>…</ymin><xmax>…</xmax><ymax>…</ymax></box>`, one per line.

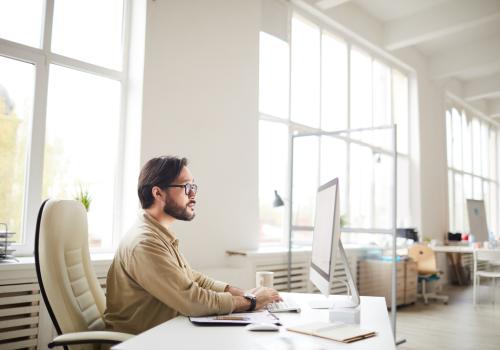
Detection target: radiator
<box><xmin>0</xmin><ymin>283</ymin><xmax>40</xmax><ymax>350</ymax></box>
<box><xmin>0</xmin><ymin>257</ymin><xmax>111</xmax><ymax>350</ymax></box>
<box><xmin>254</xmin><ymin>260</ymin><xmax>311</xmax><ymax>292</ymax></box>
<box><xmin>226</xmin><ymin>248</ymin><xmax>361</xmax><ymax>295</ymax></box>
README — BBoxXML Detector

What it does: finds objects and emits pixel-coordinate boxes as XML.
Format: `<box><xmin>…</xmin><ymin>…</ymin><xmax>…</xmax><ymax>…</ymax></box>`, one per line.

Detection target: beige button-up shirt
<box><xmin>103</xmin><ymin>211</ymin><xmax>234</xmax><ymax>334</ymax></box>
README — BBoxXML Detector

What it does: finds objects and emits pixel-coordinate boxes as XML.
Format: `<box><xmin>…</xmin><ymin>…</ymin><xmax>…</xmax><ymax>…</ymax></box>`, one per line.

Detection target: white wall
<box><xmin>395</xmin><ymin>48</ymin><xmax>449</xmax><ymax>241</ymax></box>
<box><xmin>140</xmin><ymin>0</ymin><xmax>261</xmax><ymax>268</ymax></box>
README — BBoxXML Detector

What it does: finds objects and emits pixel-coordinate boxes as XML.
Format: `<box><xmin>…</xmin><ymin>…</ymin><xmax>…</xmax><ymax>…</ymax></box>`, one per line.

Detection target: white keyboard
<box><xmin>267</xmin><ymin>299</ymin><xmax>301</xmax><ymax>313</ymax></box>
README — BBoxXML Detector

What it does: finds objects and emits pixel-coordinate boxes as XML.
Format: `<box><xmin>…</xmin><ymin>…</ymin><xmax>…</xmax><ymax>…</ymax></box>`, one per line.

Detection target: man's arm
<box><xmin>224</xmin><ymin>285</ymin><xmax>244</xmax><ymax>296</ymax></box>
<box><xmin>128</xmin><ymin>241</ymin><xmax>234</xmax><ymax>316</ymax></box>
<box><xmin>190</xmin><ymin>268</ymin><xmax>228</xmax><ymax>292</ymax></box>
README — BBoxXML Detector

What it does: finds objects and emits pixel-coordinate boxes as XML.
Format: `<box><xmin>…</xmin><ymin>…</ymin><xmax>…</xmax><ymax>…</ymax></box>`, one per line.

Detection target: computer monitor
<box><xmin>309</xmin><ymin>178</ymin><xmax>360</xmax><ymax>309</ymax></box>
<box><xmin>467</xmin><ymin>199</ymin><xmax>489</xmax><ymax>243</ymax></box>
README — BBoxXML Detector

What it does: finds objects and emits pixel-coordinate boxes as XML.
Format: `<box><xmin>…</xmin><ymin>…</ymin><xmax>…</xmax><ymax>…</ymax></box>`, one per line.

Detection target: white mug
<box><xmin>255</xmin><ymin>271</ymin><xmax>274</xmax><ymax>288</ymax></box>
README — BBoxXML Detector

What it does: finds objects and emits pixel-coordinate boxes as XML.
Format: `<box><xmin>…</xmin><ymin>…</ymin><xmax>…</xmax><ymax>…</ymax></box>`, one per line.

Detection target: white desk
<box><xmin>431</xmin><ymin>245</ymin><xmax>473</xmax><ymax>254</ymax></box>
<box><xmin>112</xmin><ymin>292</ymin><xmax>395</xmax><ymax>350</ymax></box>
<box><xmin>432</xmin><ymin>245</ymin><xmax>474</xmax><ymax>285</ymax></box>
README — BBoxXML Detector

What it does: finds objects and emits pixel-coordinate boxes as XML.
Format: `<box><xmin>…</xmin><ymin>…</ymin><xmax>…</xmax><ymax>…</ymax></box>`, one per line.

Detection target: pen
<box><xmin>215</xmin><ymin>316</ymin><xmax>249</xmax><ymax>321</ymax></box>
<box><xmin>267</xmin><ymin>311</ymin><xmax>282</xmax><ymax>326</ymax></box>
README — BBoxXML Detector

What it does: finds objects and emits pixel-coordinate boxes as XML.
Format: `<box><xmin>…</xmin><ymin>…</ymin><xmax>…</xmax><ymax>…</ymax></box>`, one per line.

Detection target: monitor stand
<box><xmin>308</xmin><ymin>240</ymin><xmax>360</xmax><ymax>310</ymax></box>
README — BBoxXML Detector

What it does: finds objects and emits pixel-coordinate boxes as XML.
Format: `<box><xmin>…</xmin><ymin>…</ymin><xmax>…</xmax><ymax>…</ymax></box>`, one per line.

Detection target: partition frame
<box><xmin>287</xmin><ymin>124</ymin><xmax>400</xmax><ymax>341</ymax></box>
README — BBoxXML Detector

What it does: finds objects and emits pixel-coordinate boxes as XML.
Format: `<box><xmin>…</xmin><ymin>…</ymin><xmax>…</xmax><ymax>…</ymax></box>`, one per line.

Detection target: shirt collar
<box><xmin>141</xmin><ymin>210</ymin><xmax>179</xmax><ymax>245</ymax></box>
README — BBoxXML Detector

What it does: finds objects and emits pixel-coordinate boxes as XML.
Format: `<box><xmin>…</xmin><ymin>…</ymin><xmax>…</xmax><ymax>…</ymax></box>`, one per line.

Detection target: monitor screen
<box><xmin>467</xmin><ymin>199</ymin><xmax>489</xmax><ymax>242</ymax></box>
<box><xmin>311</xmin><ymin>178</ymin><xmax>338</xmax><ymax>283</ymax></box>
<box><xmin>308</xmin><ymin>178</ymin><xmax>359</xmax><ymax>307</ymax></box>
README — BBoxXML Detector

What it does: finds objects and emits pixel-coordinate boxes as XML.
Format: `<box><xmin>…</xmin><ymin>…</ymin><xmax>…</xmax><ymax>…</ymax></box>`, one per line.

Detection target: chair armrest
<box><xmin>49</xmin><ymin>331</ymin><xmax>134</xmax><ymax>348</ymax></box>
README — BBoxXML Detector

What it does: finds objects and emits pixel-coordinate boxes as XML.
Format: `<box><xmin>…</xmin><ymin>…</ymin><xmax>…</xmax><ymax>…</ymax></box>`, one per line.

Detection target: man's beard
<box><xmin>163</xmin><ymin>200</ymin><xmax>195</xmax><ymax>221</ymax></box>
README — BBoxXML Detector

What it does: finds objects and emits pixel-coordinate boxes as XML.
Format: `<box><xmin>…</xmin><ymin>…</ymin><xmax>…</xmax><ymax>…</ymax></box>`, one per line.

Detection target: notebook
<box><xmin>287</xmin><ymin>321</ymin><xmax>376</xmax><ymax>343</ymax></box>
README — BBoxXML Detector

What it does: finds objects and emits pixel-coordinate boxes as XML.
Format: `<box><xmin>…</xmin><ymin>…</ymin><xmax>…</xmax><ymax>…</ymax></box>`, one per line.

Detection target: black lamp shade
<box><xmin>273</xmin><ymin>190</ymin><xmax>285</xmax><ymax>207</ymax></box>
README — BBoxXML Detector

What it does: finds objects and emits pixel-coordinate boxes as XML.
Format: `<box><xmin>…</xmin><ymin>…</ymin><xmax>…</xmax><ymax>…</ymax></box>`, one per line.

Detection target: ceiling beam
<box><xmin>430</xmin><ymin>36</ymin><xmax>500</xmax><ymax>79</ymax></box>
<box><xmin>315</xmin><ymin>0</ymin><xmax>352</xmax><ymax>11</ymax></box>
<box><xmin>464</xmin><ymin>74</ymin><xmax>500</xmax><ymax>101</ymax></box>
<box><xmin>384</xmin><ymin>0</ymin><xmax>500</xmax><ymax>51</ymax></box>
<box><xmin>489</xmin><ymin>99</ymin><xmax>500</xmax><ymax>118</ymax></box>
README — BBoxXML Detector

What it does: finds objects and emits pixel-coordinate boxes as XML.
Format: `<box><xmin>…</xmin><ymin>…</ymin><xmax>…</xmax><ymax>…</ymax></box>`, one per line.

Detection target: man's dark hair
<box><xmin>138</xmin><ymin>156</ymin><xmax>188</xmax><ymax>209</ymax></box>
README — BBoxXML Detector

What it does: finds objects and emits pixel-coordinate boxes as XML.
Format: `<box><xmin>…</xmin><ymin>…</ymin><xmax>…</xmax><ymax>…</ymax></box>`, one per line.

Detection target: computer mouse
<box><xmin>245</xmin><ymin>323</ymin><xmax>280</xmax><ymax>331</ymax></box>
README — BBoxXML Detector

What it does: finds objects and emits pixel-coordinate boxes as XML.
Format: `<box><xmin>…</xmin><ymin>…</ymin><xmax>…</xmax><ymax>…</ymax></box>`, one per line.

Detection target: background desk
<box><xmin>432</xmin><ymin>245</ymin><xmax>473</xmax><ymax>285</ymax></box>
<box><xmin>431</xmin><ymin>245</ymin><xmax>473</xmax><ymax>254</ymax></box>
<box><xmin>112</xmin><ymin>292</ymin><xmax>395</xmax><ymax>350</ymax></box>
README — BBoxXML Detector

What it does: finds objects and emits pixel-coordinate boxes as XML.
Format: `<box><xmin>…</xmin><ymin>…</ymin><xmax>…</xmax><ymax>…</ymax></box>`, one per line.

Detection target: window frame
<box><xmin>258</xmin><ymin>9</ymin><xmax>413</xmax><ymax>247</ymax></box>
<box><xmin>0</xmin><ymin>0</ymin><xmax>131</xmax><ymax>255</ymax></box>
<box><xmin>446</xmin><ymin>101</ymin><xmax>499</xmax><ymax>236</ymax></box>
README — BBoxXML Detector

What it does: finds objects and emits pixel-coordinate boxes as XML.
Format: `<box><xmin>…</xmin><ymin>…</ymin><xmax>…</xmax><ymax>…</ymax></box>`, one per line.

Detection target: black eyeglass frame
<box><xmin>165</xmin><ymin>183</ymin><xmax>198</xmax><ymax>195</ymax></box>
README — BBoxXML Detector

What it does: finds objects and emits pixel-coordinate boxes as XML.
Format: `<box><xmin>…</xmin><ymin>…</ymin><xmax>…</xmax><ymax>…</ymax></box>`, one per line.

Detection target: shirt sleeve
<box><xmin>126</xmin><ymin>239</ymin><xmax>234</xmax><ymax>316</ymax></box>
<box><xmin>190</xmin><ymin>269</ymin><xmax>228</xmax><ymax>293</ymax></box>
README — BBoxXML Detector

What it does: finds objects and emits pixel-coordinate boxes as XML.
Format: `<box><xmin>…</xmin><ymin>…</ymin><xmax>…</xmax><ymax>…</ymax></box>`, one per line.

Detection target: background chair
<box><xmin>473</xmin><ymin>248</ymin><xmax>500</xmax><ymax>306</ymax></box>
<box><xmin>34</xmin><ymin>199</ymin><xmax>133</xmax><ymax>349</ymax></box>
<box><xmin>408</xmin><ymin>243</ymin><xmax>449</xmax><ymax>304</ymax></box>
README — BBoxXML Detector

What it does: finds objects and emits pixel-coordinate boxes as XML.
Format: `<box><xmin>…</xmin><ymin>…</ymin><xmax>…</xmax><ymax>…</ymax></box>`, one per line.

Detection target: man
<box><xmin>104</xmin><ymin>156</ymin><xmax>281</xmax><ymax>334</ymax></box>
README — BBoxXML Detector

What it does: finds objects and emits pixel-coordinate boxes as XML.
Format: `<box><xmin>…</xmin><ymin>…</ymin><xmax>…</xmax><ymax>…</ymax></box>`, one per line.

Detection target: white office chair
<box><xmin>473</xmin><ymin>248</ymin><xmax>500</xmax><ymax>306</ymax></box>
<box><xmin>34</xmin><ymin>199</ymin><xmax>134</xmax><ymax>348</ymax></box>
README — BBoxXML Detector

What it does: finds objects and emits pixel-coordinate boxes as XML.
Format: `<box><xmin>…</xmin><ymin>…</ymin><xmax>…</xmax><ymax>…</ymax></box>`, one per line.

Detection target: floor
<box><xmin>395</xmin><ymin>283</ymin><xmax>500</xmax><ymax>350</ymax></box>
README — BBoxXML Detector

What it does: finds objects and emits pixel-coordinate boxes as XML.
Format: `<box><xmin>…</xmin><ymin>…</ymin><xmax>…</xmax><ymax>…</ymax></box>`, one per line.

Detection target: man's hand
<box><xmin>252</xmin><ymin>287</ymin><xmax>282</xmax><ymax>310</ymax></box>
<box><xmin>231</xmin><ymin>287</ymin><xmax>282</xmax><ymax>312</ymax></box>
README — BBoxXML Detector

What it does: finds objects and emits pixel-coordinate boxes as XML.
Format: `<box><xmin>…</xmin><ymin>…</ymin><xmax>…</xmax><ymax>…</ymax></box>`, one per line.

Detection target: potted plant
<box><xmin>75</xmin><ymin>186</ymin><xmax>92</xmax><ymax>212</ymax></box>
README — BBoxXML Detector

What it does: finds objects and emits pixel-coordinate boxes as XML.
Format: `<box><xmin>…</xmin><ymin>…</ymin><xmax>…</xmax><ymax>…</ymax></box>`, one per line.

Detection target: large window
<box><xmin>259</xmin><ymin>14</ymin><xmax>411</xmax><ymax>246</ymax></box>
<box><xmin>446</xmin><ymin>107</ymin><xmax>498</xmax><ymax>238</ymax></box>
<box><xmin>0</xmin><ymin>0</ymin><xmax>129</xmax><ymax>253</ymax></box>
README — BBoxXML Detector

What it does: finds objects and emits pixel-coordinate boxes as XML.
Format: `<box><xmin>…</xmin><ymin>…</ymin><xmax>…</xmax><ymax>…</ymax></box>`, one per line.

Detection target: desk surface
<box><xmin>431</xmin><ymin>245</ymin><xmax>474</xmax><ymax>253</ymax></box>
<box><xmin>112</xmin><ymin>292</ymin><xmax>395</xmax><ymax>350</ymax></box>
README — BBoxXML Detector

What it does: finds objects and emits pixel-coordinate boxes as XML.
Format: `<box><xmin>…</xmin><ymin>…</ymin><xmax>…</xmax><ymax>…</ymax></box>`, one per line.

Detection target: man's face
<box><xmin>162</xmin><ymin>166</ymin><xmax>196</xmax><ymax>221</ymax></box>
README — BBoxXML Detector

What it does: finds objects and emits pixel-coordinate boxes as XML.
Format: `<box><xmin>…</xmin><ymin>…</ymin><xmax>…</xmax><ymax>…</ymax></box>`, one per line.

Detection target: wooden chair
<box><xmin>408</xmin><ymin>243</ymin><xmax>449</xmax><ymax>304</ymax></box>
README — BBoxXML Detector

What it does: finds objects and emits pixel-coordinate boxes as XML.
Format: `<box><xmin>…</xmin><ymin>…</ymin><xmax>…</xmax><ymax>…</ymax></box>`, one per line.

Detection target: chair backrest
<box><xmin>475</xmin><ymin>248</ymin><xmax>500</xmax><ymax>263</ymax></box>
<box><xmin>408</xmin><ymin>243</ymin><xmax>438</xmax><ymax>275</ymax></box>
<box><xmin>34</xmin><ymin>199</ymin><xmax>106</xmax><ymax>336</ymax></box>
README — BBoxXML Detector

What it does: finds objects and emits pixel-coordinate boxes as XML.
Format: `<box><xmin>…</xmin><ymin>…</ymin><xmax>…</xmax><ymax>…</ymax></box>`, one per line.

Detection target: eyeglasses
<box><xmin>165</xmin><ymin>183</ymin><xmax>198</xmax><ymax>195</ymax></box>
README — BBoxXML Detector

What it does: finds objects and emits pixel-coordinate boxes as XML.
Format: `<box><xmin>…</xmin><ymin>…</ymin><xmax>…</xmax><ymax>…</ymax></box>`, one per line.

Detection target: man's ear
<box><xmin>151</xmin><ymin>186</ymin><xmax>163</xmax><ymax>201</ymax></box>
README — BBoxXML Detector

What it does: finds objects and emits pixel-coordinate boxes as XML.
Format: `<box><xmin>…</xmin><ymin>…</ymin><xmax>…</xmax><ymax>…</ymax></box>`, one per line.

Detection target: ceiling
<box><xmin>310</xmin><ymin>0</ymin><xmax>500</xmax><ymax>118</ymax></box>
<box><xmin>353</xmin><ymin>0</ymin><xmax>449</xmax><ymax>22</ymax></box>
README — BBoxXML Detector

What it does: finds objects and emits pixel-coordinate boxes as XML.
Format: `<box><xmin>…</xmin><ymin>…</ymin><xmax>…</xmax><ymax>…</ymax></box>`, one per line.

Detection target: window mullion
<box><xmin>113</xmin><ymin>0</ymin><xmax>132</xmax><ymax>247</ymax></box>
<box><xmin>451</xmin><ymin>169</ymin><xmax>455</xmax><ymax>232</ymax></box>
<box><xmin>0</xmin><ymin>38</ymin><xmax>44</xmax><ymax>64</ymax></box>
<box><xmin>493</xmin><ymin>126</ymin><xmax>500</xmax><ymax>233</ymax></box>
<box><xmin>49</xmin><ymin>53</ymin><xmax>123</xmax><ymax>81</ymax></box>
<box><xmin>370</xmin><ymin>58</ymin><xmax>375</xmax><ymax>229</ymax></box>
<box><xmin>317</xmin><ymin>29</ymin><xmax>322</xmax><ymax>192</ymax></box>
<box><xmin>41</xmin><ymin>0</ymin><xmax>54</xmax><ymax>51</ymax></box>
<box><xmin>13</xmin><ymin>0</ymin><xmax>54</xmax><ymax>255</ymax></box>
<box><xmin>451</xmin><ymin>110</ymin><xmax>456</xmax><ymax>230</ymax></box>
<box><xmin>345</xmin><ymin>43</ymin><xmax>351</xmax><ymax>223</ymax></box>
<box><xmin>460</xmin><ymin>111</ymin><xmax>466</xmax><ymax>231</ymax></box>
<box><xmin>285</xmin><ymin>4</ymin><xmax>293</xmax><ymax>246</ymax></box>
<box><xmin>19</xmin><ymin>54</ymin><xmax>50</xmax><ymax>255</ymax></box>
